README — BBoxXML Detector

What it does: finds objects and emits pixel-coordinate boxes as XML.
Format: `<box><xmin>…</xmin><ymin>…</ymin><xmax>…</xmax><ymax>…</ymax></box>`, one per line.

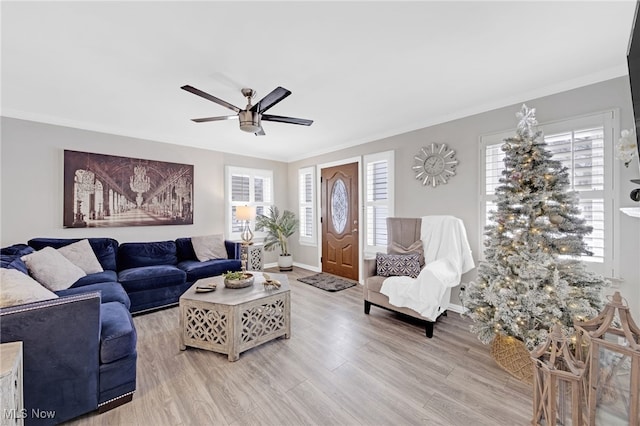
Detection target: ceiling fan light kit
<box><xmin>239</xmin><ymin>110</ymin><xmax>261</xmax><ymax>133</ymax></box>
<box><xmin>181</xmin><ymin>84</ymin><xmax>313</xmax><ymax>136</ymax></box>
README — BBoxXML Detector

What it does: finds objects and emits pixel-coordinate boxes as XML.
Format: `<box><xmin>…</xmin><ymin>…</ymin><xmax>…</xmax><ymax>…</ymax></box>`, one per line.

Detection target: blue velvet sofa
<box><xmin>27</xmin><ymin>237</ymin><xmax>242</xmax><ymax>313</ymax></box>
<box><xmin>0</xmin><ymin>244</ymin><xmax>136</xmax><ymax>425</ymax></box>
<box><xmin>0</xmin><ymin>236</ymin><xmax>241</xmax><ymax>424</ymax></box>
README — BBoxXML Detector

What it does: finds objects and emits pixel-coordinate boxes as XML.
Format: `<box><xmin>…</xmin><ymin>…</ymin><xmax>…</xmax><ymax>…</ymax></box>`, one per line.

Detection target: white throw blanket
<box><xmin>380</xmin><ymin>215</ymin><xmax>475</xmax><ymax>320</ymax></box>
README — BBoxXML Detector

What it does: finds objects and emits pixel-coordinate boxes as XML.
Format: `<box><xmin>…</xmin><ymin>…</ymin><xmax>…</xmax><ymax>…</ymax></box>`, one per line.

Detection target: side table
<box><xmin>246</xmin><ymin>243</ymin><xmax>264</xmax><ymax>271</ymax></box>
<box><xmin>0</xmin><ymin>342</ymin><xmax>24</xmax><ymax>426</ymax></box>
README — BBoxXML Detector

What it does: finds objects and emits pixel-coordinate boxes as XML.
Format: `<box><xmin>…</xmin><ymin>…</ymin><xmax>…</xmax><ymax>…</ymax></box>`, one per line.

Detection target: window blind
<box><xmin>544</xmin><ymin>126</ymin><xmax>605</xmax><ymax>262</ymax></box>
<box><xmin>485</xmin><ymin>143</ymin><xmax>505</xmax><ymax>195</ymax></box>
<box><xmin>226</xmin><ymin>166</ymin><xmax>273</xmax><ymax>239</ymax></box>
<box><xmin>231</xmin><ymin>174</ymin><xmax>249</xmax><ymax>232</ymax></box>
<box><xmin>482</xmin><ymin>123</ymin><xmax>607</xmax><ymax>264</ymax></box>
<box><xmin>299</xmin><ymin>171</ymin><xmax>313</xmax><ymax>239</ymax></box>
<box><xmin>298</xmin><ymin>167</ymin><xmax>315</xmax><ymax>244</ymax></box>
<box><xmin>366</xmin><ymin>160</ymin><xmax>389</xmax><ymax>247</ymax></box>
<box><xmin>231</xmin><ymin>175</ymin><xmax>250</xmax><ymax>202</ymax></box>
<box><xmin>544</xmin><ymin>127</ymin><xmax>605</xmax><ymax>192</ymax></box>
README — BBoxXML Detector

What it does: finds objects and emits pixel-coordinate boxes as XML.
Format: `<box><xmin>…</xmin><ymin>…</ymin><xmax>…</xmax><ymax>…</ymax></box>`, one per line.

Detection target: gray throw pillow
<box><xmin>58</xmin><ymin>239</ymin><xmax>104</xmax><ymax>274</ymax></box>
<box><xmin>21</xmin><ymin>246</ymin><xmax>86</xmax><ymax>291</ymax></box>
<box><xmin>191</xmin><ymin>234</ymin><xmax>228</xmax><ymax>261</ymax></box>
<box><xmin>0</xmin><ymin>268</ymin><xmax>59</xmax><ymax>308</ymax></box>
<box><xmin>376</xmin><ymin>252</ymin><xmax>421</xmax><ymax>278</ymax></box>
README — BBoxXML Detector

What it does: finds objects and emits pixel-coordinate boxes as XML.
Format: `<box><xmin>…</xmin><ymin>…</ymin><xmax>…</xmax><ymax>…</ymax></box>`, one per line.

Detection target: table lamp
<box><xmin>236</xmin><ymin>205</ymin><xmax>256</xmax><ymax>244</ymax></box>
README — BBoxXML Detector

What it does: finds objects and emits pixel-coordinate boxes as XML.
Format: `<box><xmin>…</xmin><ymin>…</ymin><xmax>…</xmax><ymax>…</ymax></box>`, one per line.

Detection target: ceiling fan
<box><xmin>181</xmin><ymin>85</ymin><xmax>313</xmax><ymax>136</ymax></box>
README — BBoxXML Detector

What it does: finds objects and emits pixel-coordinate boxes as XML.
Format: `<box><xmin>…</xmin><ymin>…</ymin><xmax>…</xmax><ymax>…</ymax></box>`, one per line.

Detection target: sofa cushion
<box><xmin>100</xmin><ymin>302</ymin><xmax>137</xmax><ymax>364</ymax></box>
<box><xmin>73</xmin><ymin>270</ymin><xmax>119</xmax><ymax>287</ymax></box>
<box><xmin>58</xmin><ymin>239</ymin><xmax>104</xmax><ymax>274</ymax></box>
<box><xmin>191</xmin><ymin>234</ymin><xmax>228</xmax><ymax>261</ymax></box>
<box><xmin>118</xmin><ymin>265</ymin><xmax>186</xmax><ymax>293</ymax></box>
<box><xmin>177</xmin><ymin>259</ymin><xmax>242</xmax><ymax>282</ymax></box>
<box><xmin>117</xmin><ymin>241</ymin><xmax>177</xmax><ymax>270</ymax></box>
<box><xmin>21</xmin><ymin>247</ymin><xmax>86</xmax><ymax>291</ymax></box>
<box><xmin>376</xmin><ymin>252</ymin><xmax>421</xmax><ymax>278</ymax></box>
<box><xmin>175</xmin><ymin>237</ymin><xmax>197</xmax><ymax>261</ymax></box>
<box><xmin>56</xmin><ymin>282</ymin><xmax>131</xmax><ymax>309</ymax></box>
<box><xmin>127</xmin><ymin>283</ymin><xmax>191</xmax><ymax>313</ymax></box>
<box><xmin>28</xmin><ymin>238</ymin><xmax>119</xmax><ymax>271</ymax></box>
<box><xmin>98</xmin><ymin>352</ymin><xmax>137</xmax><ymax>405</ymax></box>
<box><xmin>0</xmin><ymin>268</ymin><xmax>59</xmax><ymax>308</ymax></box>
<box><xmin>86</xmin><ymin>238</ymin><xmax>119</xmax><ymax>271</ymax></box>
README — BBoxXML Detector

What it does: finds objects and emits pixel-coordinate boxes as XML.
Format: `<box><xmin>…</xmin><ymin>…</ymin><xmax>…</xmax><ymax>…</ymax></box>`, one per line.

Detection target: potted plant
<box><xmin>255</xmin><ymin>206</ymin><xmax>299</xmax><ymax>271</ymax></box>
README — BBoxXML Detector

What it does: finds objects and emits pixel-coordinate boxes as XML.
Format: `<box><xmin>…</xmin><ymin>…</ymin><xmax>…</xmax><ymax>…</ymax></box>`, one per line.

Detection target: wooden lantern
<box><xmin>574</xmin><ymin>291</ymin><xmax>640</xmax><ymax>425</ymax></box>
<box><xmin>531</xmin><ymin>323</ymin><xmax>587</xmax><ymax>426</ymax></box>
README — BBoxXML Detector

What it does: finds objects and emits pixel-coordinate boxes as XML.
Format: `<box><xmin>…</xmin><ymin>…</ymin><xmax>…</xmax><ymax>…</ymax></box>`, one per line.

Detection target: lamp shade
<box><xmin>236</xmin><ymin>206</ymin><xmax>255</xmax><ymax>221</ymax></box>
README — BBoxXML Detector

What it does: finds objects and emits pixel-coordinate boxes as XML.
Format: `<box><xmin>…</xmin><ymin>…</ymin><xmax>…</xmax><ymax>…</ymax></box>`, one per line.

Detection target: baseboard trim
<box><xmin>292</xmin><ymin>262</ymin><xmax>321</xmax><ymax>272</ymax></box>
<box><xmin>447</xmin><ymin>303</ymin><xmax>466</xmax><ymax>314</ymax></box>
<box><xmin>262</xmin><ymin>262</ymin><xmax>320</xmax><ymax>272</ymax></box>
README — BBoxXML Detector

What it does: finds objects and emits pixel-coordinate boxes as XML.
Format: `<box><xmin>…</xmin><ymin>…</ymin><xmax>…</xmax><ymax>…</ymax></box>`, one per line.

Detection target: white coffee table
<box><xmin>179</xmin><ymin>272</ymin><xmax>290</xmax><ymax>361</ymax></box>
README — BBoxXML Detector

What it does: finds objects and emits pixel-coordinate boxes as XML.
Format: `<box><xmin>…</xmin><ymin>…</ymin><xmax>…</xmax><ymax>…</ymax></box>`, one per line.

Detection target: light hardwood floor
<box><xmin>67</xmin><ymin>267</ymin><xmax>533</xmax><ymax>426</ymax></box>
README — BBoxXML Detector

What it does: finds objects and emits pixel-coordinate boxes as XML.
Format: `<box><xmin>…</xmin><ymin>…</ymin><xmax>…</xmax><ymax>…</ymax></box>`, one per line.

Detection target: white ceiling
<box><xmin>2</xmin><ymin>1</ymin><xmax>637</xmax><ymax>162</ymax></box>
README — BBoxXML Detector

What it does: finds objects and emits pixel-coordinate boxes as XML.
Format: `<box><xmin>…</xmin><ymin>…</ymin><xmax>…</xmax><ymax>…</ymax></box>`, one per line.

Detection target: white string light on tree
<box><xmin>462</xmin><ymin>105</ymin><xmax>608</xmax><ymax>363</ymax></box>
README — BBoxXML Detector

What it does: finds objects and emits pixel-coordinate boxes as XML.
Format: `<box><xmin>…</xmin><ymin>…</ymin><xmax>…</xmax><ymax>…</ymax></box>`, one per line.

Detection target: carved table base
<box><xmin>179</xmin><ymin>273</ymin><xmax>290</xmax><ymax>361</ymax></box>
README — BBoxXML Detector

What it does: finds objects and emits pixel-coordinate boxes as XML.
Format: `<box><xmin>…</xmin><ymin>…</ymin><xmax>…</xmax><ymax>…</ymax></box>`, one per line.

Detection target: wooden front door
<box><xmin>321</xmin><ymin>162</ymin><xmax>359</xmax><ymax>281</ymax></box>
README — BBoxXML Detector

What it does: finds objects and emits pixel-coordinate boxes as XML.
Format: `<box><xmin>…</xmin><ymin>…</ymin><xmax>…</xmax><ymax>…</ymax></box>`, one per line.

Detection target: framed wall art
<box><xmin>63</xmin><ymin>150</ymin><xmax>194</xmax><ymax>228</ymax></box>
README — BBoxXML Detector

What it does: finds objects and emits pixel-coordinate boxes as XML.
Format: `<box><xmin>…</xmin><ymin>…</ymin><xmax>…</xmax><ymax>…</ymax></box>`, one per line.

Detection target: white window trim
<box><xmin>298</xmin><ymin>166</ymin><xmax>316</xmax><ymax>246</ymax></box>
<box><xmin>225</xmin><ymin>165</ymin><xmax>274</xmax><ymax>241</ymax></box>
<box><xmin>478</xmin><ymin>109</ymin><xmax>619</xmax><ymax>278</ymax></box>
<box><xmin>363</xmin><ymin>150</ymin><xmax>395</xmax><ymax>256</ymax></box>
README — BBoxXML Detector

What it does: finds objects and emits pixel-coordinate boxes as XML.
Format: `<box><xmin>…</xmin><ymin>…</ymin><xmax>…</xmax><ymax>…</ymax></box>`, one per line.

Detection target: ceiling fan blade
<box><xmin>262</xmin><ymin>114</ymin><xmax>313</xmax><ymax>126</ymax></box>
<box><xmin>191</xmin><ymin>115</ymin><xmax>238</xmax><ymax>123</ymax></box>
<box><xmin>251</xmin><ymin>87</ymin><xmax>291</xmax><ymax>113</ymax></box>
<box><xmin>255</xmin><ymin>127</ymin><xmax>266</xmax><ymax>136</ymax></box>
<box><xmin>181</xmin><ymin>85</ymin><xmax>241</xmax><ymax>113</ymax></box>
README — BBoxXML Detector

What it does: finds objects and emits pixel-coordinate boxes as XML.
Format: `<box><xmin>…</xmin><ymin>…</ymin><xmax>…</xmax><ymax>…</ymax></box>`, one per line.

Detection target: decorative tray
<box><xmin>195</xmin><ymin>283</ymin><xmax>217</xmax><ymax>293</ymax></box>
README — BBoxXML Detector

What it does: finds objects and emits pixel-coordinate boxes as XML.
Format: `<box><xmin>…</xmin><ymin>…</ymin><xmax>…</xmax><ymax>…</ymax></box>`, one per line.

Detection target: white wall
<box><xmin>2</xmin><ymin>77</ymin><xmax>639</xmax><ymax>317</ymax></box>
<box><xmin>287</xmin><ymin>77</ymin><xmax>640</xmax><ymax>316</ymax></box>
<box><xmin>0</xmin><ymin>117</ymin><xmax>288</xmax><ymax>248</ymax></box>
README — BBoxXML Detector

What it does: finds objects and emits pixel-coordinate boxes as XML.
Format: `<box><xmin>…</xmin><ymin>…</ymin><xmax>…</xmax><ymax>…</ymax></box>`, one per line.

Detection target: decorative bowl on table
<box><xmin>223</xmin><ymin>272</ymin><xmax>254</xmax><ymax>289</ymax></box>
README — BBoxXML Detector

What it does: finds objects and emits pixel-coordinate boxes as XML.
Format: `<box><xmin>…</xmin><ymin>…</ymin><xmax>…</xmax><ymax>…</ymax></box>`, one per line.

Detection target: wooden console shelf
<box><xmin>0</xmin><ymin>342</ymin><xmax>24</xmax><ymax>426</ymax></box>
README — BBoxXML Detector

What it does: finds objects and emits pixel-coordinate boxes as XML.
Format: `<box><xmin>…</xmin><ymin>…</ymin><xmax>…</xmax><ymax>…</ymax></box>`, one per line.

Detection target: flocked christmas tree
<box><xmin>462</xmin><ymin>104</ymin><xmax>608</xmax><ymax>350</ymax></box>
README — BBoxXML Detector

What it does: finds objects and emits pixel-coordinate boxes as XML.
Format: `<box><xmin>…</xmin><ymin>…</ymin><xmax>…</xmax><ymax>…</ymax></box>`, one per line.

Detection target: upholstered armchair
<box><xmin>363</xmin><ymin>216</ymin><xmax>474</xmax><ymax>338</ymax></box>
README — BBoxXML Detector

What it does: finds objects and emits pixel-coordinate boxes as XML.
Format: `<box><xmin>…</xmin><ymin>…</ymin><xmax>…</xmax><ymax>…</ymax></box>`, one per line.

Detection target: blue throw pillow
<box><xmin>1</xmin><ymin>245</ymin><xmax>34</xmax><ymax>275</ymax></box>
<box><xmin>1</xmin><ymin>255</ymin><xmax>30</xmax><ymax>275</ymax></box>
<box><xmin>1</xmin><ymin>244</ymin><xmax>34</xmax><ymax>257</ymax></box>
<box><xmin>376</xmin><ymin>252</ymin><xmax>421</xmax><ymax>278</ymax></box>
